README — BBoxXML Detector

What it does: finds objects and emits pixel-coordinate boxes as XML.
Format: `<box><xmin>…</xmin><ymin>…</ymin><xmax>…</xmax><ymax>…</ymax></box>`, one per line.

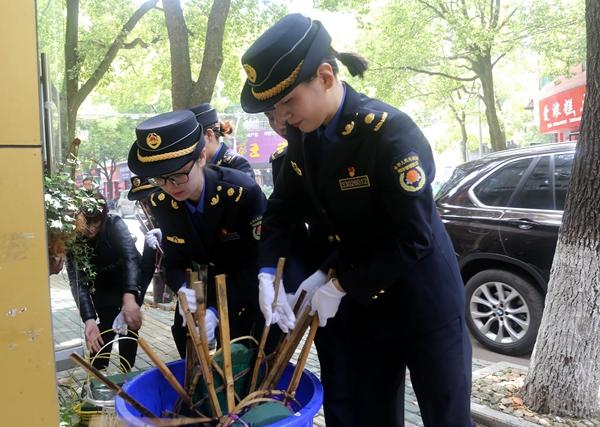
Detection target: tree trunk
<box><xmin>521</xmin><ymin>0</ymin><xmax>600</xmax><ymax>417</ymax></box>
<box><xmin>474</xmin><ymin>52</ymin><xmax>506</xmax><ymax>152</ymax></box>
<box><xmin>65</xmin><ymin>0</ymin><xmax>80</xmax><ymax>144</ymax></box>
<box><xmin>449</xmin><ymin>103</ymin><xmax>468</xmax><ymax>163</ymax></box>
<box><xmin>189</xmin><ymin>0</ymin><xmax>231</xmax><ymax>105</ymax></box>
<box><xmin>163</xmin><ymin>0</ymin><xmax>193</xmax><ymax>110</ymax></box>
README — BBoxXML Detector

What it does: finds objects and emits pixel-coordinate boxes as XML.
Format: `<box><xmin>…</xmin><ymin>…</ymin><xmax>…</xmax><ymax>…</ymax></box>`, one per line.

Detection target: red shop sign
<box><xmin>539</xmin><ymin>85</ymin><xmax>585</xmax><ymax>133</ymax></box>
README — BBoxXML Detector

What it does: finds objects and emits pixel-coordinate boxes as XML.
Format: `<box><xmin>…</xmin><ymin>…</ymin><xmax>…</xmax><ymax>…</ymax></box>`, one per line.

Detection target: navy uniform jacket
<box><xmin>259</xmin><ymin>84</ymin><xmax>464</xmax><ymax>335</ymax></box>
<box><xmin>213</xmin><ymin>143</ymin><xmax>256</xmax><ymax>180</ymax></box>
<box><xmin>149</xmin><ymin>165</ymin><xmax>265</xmax><ymax>330</ymax></box>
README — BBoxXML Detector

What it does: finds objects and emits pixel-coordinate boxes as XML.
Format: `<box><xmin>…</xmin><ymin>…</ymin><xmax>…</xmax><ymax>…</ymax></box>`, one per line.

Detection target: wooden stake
<box><xmin>214</xmin><ymin>274</ymin><xmax>235</xmax><ymax>413</ymax></box>
<box><xmin>260</xmin><ymin>306</ymin><xmax>313</xmax><ymax>390</ymax></box>
<box><xmin>249</xmin><ymin>257</ymin><xmax>286</xmax><ymax>393</ymax></box>
<box><xmin>138</xmin><ymin>337</ymin><xmax>198</xmax><ymax>413</ymax></box>
<box><xmin>286</xmin><ymin>314</ymin><xmax>319</xmax><ymax>400</ymax></box>
<box><xmin>69</xmin><ymin>352</ymin><xmax>156</xmax><ymax>419</ymax></box>
<box><xmin>179</xmin><ymin>292</ymin><xmax>222</xmax><ymax>417</ymax></box>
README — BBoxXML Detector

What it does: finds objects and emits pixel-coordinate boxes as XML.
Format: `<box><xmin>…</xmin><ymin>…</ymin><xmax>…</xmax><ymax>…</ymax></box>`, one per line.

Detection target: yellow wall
<box><xmin>0</xmin><ymin>2</ymin><xmax>59</xmax><ymax>426</ymax></box>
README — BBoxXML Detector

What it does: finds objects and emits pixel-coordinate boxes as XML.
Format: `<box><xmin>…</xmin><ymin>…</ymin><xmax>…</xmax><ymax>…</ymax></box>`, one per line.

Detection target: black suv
<box><xmin>435</xmin><ymin>143</ymin><xmax>576</xmax><ymax>355</ymax></box>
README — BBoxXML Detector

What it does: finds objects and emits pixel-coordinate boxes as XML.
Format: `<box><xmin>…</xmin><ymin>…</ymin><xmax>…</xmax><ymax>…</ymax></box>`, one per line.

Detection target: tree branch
<box><xmin>371</xmin><ymin>65</ymin><xmax>479</xmax><ymax>82</ymax></box>
<box><xmin>74</xmin><ymin>0</ymin><xmax>158</xmax><ymax>111</ymax></box>
<box><xmin>190</xmin><ymin>0</ymin><xmax>231</xmax><ymax>105</ymax></box>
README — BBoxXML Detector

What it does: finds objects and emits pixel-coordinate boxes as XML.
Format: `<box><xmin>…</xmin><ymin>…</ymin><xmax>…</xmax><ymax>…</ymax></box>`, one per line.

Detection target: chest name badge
<box><xmin>166</xmin><ymin>235</ymin><xmax>185</xmax><ymax>244</ymax></box>
<box><xmin>219</xmin><ymin>228</ymin><xmax>240</xmax><ymax>241</ymax></box>
<box><xmin>339</xmin><ymin>175</ymin><xmax>371</xmax><ymax>191</ymax></box>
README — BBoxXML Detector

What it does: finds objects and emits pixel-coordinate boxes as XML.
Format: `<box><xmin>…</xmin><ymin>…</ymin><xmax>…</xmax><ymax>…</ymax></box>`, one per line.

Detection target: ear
<box><xmin>198</xmin><ymin>147</ymin><xmax>208</xmax><ymax>167</ymax></box>
<box><xmin>316</xmin><ymin>63</ymin><xmax>335</xmax><ymax>90</ymax></box>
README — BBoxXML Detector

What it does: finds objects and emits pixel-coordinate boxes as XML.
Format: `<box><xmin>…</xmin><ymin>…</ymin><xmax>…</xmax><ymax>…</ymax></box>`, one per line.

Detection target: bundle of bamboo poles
<box><xmin>70</xmin><ymin>260</ymin><xmax>322</xmax><ymax>426</ymax></box>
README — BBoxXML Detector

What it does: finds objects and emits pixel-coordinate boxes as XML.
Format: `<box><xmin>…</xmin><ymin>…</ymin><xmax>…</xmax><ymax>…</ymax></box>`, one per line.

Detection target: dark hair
<box><xmin>305</xmin><ymin>48</ymin><xmax>369</xmax><ymax>81</ymax></box>
<box><xmin>83</xmin><ymin>193</ymin><xmax>108</xmax><ymax>224</ymax></box>
<box><xmin>83</xmin><ymin>176</ymin><xmax>92</xmax><ymax>183</ymax></box>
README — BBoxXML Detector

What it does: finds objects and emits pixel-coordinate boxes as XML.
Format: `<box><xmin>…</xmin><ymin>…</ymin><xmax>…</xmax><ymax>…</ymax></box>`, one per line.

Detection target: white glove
<box><xmin>258</xmin><ymin>272</ymin><xmax>296</xmax><ymax>333</ymax></box>
<box><xmin>290</xmin><ymin>270</ymin><xmax>327</xmax><ymax>312</ymax></box>
<box><xmin>204</xmin><ymin>309</ymin><xmax>219</xmax><ymax>344</ymax></box>
<box><xmin>145</xmin><ymin>228</ymin><xmax>162</xmax><ymax>250</ymax></box>
<box><xmin>177</xmin><ymin>286</ymin><xmax>197</xmax><ymax>327</ymax></box>
<box><xmin>112</xmin><ymin>312</ymin><xmax>128</xmax><ymax>335</ymax></box>
<box><xmin>310</xmin><ymin>279</ymin><xmax>346</xmax><ymax>327</ymax></box>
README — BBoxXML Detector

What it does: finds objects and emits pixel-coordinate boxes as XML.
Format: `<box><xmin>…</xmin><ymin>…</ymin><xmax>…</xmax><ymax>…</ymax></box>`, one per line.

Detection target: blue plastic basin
<box><xmin>115</xmin><ymin>360</ymin><xmax>323</xmax><ymax>426</ymax></box>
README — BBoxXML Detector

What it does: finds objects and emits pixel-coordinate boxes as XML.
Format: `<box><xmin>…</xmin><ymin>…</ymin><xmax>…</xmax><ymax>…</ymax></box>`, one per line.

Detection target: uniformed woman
<box><xmin>67</xmin><ymin>195</ymin><xmax>142</xmax><ymax>371</ymax></box>
<box><xmin>240</xmin><ymin>14</ymin><xmax>473</xmax><ymax>427</ymax></box>
<box><xmin>127</xmin><ymin>110</ymin><xmax>266</xmax><ymax>358</ymax></box>
<box><xmin>190</xmin><ymin>102</ymin><xmax>255</xmax><ymax>179</ymax></box>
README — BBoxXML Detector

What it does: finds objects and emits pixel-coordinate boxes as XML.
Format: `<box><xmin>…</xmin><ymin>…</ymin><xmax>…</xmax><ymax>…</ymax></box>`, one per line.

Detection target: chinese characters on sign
<box><xmin>237</xmin><ymin>130</ymin><xmax>286</xmax><ymax>164</ymax></box>
<box><xmin>539</xmin><ymin>85</ymin><xmax>585</xmax><ymax>133</ymax></box>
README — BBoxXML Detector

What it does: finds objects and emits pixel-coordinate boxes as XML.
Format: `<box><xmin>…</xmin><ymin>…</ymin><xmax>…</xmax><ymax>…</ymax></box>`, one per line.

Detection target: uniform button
<box><xmin>378</xmin><ymin>289</ymin><xmax>385</xmax><ymax>294</ymax></box>
<box><xmin>335</xmin><ymin>235</ymin><xmax>341</xmax><ymax>242</ymax></box>
<box><xmin>371</xmin><ymin>295</ymin><xmax>379</xmax><ymax>300</ymax></box>
<box><xmin>328</xmin><ymin>235</ymin><xmax>335</xmax><ymax>242</ymax></box>
<box><xmin>209</xmin><ymin>262</ymin><xmax>216</xmax><ymax>267</ymax></box>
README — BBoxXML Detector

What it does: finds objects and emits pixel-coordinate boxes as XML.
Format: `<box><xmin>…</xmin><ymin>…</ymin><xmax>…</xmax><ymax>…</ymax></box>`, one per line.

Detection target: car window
<box><xmin>510</xmin><ymin>156</ymin><xmax>552</xmax><ymax>210</ymax></box>
<box><xmin>554</xmin><ymin>152</ymin><xmax>574</xmax><ymax>210</ymax></box>
<box><xmin>473</xmin><ymin>158</ymin><xmax>532</xmax><ymax>207</ymax></box>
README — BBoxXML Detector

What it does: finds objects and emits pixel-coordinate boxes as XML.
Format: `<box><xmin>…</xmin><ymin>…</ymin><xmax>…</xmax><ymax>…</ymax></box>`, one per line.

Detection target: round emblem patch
<box><xmin>146</xmin><ymin>132</ymin><xmax>162</xmax><ymax>149</ymax></box>
<box><xmin>243</xmin><ymin>64</ymin><xmax>257</xmax><ymax>83</ymax></box>
<box><xmin>399</xmin><ymin>166</ymin><xmax>426</xmax><ymax>193</ymax></box>
<box><xmin>133</xmin><ymin>177</ymin><xmax>141</xmax><ymax>187</ymax></box>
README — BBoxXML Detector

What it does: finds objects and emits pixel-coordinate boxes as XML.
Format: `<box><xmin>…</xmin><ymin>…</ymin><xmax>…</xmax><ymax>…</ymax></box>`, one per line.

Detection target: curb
<box><xmin>471</xmin><ymin>362</ymin><xmax>536</xmax><ymax>427</ymax></box>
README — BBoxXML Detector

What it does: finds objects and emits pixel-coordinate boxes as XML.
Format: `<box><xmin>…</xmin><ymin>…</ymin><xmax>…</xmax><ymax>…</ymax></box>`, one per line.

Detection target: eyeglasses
<box><xmin>148</xmin><ymin>162</ymin><xmax>195</xmax><ymax>187</ymax></box>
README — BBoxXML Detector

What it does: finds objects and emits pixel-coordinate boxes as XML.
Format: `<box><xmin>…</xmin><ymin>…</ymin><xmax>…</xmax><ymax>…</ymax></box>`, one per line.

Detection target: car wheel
<box><xmin>465</xmin><ymin>269</ymin><xmax>544</xmax><ymax>356</ymax></box>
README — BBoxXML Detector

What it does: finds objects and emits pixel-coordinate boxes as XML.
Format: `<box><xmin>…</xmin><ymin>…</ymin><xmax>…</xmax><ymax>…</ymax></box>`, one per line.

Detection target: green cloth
<box><xmin>193</xmin><ymin>343</ymin><xmax>255</xmax><ymax>416</ymax></box>
<box><xmin>235</xmin><ymin>402</ymin><xmax>293</xmax><ymax>426</ymax></box>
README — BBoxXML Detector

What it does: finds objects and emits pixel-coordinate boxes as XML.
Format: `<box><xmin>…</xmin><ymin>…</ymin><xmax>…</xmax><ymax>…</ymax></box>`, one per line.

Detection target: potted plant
<box><xmin>44</xmin><ymin>163</ymin><xmax>104</xmax><ymax>276</ymax></box>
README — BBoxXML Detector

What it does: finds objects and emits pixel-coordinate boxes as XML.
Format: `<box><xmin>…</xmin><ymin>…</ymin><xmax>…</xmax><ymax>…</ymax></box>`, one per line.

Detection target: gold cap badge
<box><xmin>243</xmin><ymin>64</ymin><xmax>257</xmax><ymax>83</ymax></box>
<box><xmin>146</xmin><ymin>132</ymin><xmax>162</xmax><ymax>149</ymax></box>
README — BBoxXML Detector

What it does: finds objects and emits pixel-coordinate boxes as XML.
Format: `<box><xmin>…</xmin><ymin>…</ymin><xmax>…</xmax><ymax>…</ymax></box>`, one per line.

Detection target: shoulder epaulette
<box><xmin>149</xmin><ymin>191</ymin><xmax>182</xmax><ymax>211</ymax></box>
<box><xmin>358</xmin><ymin>109</ymin><xmax>389</xmax><ymax>133</ymax></box>
<box><xmin>269</xmin><ymin>141</ymin><xmax>288</xmax><ymax>162</ymax></box>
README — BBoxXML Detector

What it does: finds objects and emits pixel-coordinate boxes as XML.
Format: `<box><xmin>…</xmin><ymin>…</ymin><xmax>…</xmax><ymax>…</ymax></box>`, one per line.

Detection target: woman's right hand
<box><xmin>84</xmin><ymin>319</ymin><xmax>104</xmax><ymax>353</ymax></box>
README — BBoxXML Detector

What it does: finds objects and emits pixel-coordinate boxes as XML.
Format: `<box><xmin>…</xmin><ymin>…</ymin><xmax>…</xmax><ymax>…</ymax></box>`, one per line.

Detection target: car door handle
<box><xmin>507</xmin><ymin>218</ymin><xmax>538</xmax><ymax>230</ymax></box>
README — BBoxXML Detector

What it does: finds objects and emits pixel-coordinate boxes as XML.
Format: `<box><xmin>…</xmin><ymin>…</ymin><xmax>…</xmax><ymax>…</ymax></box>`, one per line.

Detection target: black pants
<box><xmin>315</xmin><ymin>298</ymin><xmax>473</xmax><ymax>427</ymax></box>
<box><xmin>92</xmin><ymin>306</ymin><xmax>138</xmax><ymax>372</ymax></box>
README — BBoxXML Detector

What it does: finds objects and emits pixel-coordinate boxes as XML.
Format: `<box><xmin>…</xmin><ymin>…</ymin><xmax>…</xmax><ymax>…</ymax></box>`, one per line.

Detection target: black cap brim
<box><xmin>127</xmin><ymin>138</ymin><xmax>202</xmax><ymax>178</ymax></box>
<box><xmin>240</xmin><ymin>23</ymin><xmax>331</xmax><ymax>113</ymax></box>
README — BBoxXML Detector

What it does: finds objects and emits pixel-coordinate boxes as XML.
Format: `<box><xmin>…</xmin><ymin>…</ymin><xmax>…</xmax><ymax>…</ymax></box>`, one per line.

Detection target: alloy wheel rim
<box><xmin>470</xmin><ymin>280</ymin><xmax>530</xmax><ymax>344</ymax></box>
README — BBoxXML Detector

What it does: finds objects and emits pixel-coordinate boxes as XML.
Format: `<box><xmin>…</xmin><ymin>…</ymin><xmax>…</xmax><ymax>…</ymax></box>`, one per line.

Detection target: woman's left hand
<box><xmin>122</xmin><ymin>293</ymin><xmax>142</xmax><ymax>330</ymax></box>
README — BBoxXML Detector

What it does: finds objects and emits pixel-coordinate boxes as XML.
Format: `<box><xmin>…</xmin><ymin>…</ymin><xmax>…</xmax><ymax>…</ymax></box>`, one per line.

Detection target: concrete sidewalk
<box><xmin>52</xmin><ymin>273</ymin><xmax>489</xmax><ymax>426</ymax></box>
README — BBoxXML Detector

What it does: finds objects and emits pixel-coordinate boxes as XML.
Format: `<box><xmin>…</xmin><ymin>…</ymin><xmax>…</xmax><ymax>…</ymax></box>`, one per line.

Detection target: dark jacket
<box><xmin>148</xmin><ymin>165</ymin><xmax>266</xmax><ymax>335</ymax></box>
<box><xmin>259</xmin><ymin>83</ymin><xmax>465</xmax><ymax>335</ymax></box>
<box><xmin>67</xmin><ymin>215</ymin><xmax>141</xmax><ymax>322</ymax></box>
<box><xmin>213</xmin><ymin>143</ymin><xmax>255</xmax><ymax>180</ymax></box>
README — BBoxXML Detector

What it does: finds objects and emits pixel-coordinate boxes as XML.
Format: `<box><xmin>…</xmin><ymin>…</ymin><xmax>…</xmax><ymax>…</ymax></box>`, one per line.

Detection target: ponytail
<box><xmin>332</xmin><ymin>49</ymin><xmax>368</xmax><ymax>78</ymax></box>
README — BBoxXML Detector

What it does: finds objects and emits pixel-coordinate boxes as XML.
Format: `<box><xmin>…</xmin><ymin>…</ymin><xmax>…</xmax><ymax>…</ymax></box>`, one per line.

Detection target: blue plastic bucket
<box><xmin>115</xmin><ymin>360</ymin><xmax>323</xmax><ymax>426</ymax></box>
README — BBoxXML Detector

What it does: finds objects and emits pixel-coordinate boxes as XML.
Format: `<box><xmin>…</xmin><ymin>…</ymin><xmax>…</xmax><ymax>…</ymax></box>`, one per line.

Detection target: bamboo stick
<box><xmin>214</xmin><ymin>274</ymin><xmax>235</xmax><ymax>412</ymax></box>
<box><xmin>69</xmin><ymin>352</ymin><xmax>156</xmax><ymax>419</ymax></box>
<box><xmin>183</xmin><ymin>269</ymin><xmax>198</xmax><ymax>394</ymax></box>
<box><xmin>286</xmin><ymin>314</ymin><xmax>319</xmax><ymax>400</ymax></box>
<box><xmin>179</xmin><ymin>292</ymin><xmax>222</xmax><ymax>417</ymax></box>
<box><xmin>249</xmin><ymin>257</ymin><xmax>286</xmax><ymax>393</ymax></box>
<box><xmin>260</xmin><ymin>306</ymin><xmax>313</xmax><ymax>390</ymax></box>
<box><xmin>138</xmin><ymin>337</ymin><xmax>197</xmax><ymax>413</ymax></box>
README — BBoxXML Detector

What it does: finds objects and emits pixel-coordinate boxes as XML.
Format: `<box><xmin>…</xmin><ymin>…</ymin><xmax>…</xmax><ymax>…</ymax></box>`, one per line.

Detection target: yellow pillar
<box><xmin>0</xmin><ymin>2</ymin><xmax>59</xmax><ymax>426</ymax></box>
